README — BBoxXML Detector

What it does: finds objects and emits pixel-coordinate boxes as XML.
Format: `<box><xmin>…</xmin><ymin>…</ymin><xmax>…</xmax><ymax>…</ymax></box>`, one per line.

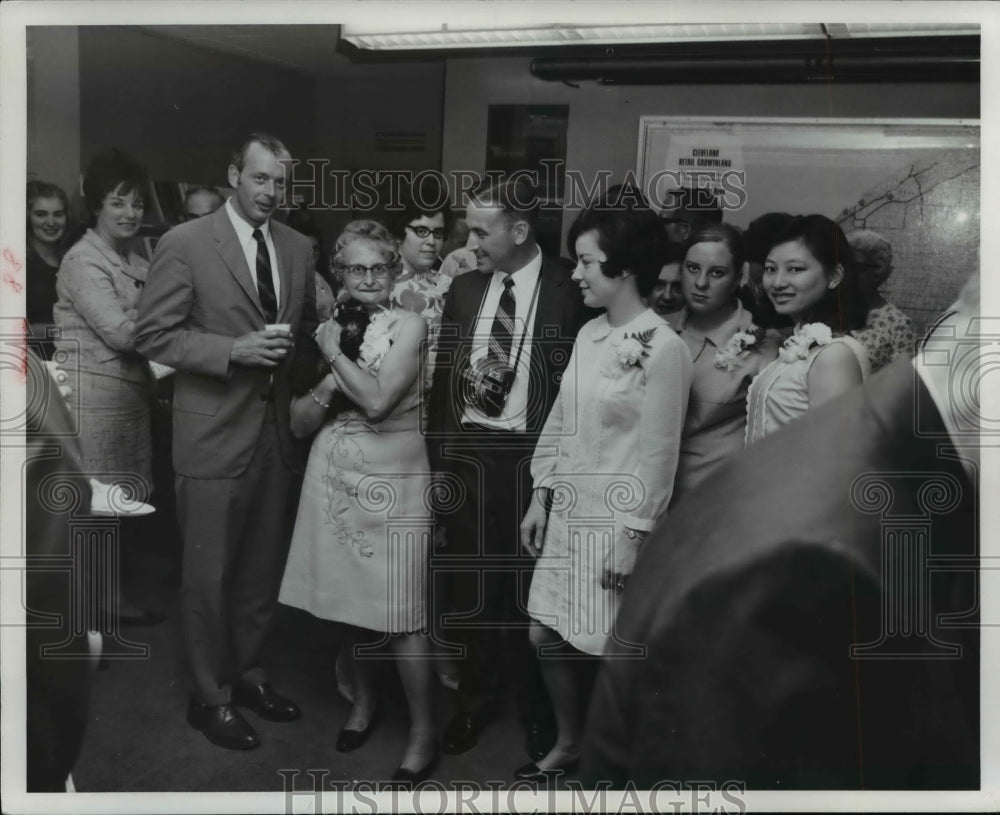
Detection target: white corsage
<box><xmin>778</xmin><ymin>322</ymin><xmax>833</xmax><ymax>362</ymax></box>
<box><xmin>358</xmin><ymin>308</ymin><xmax>396</xmax><ymax>374</ymax></box>
<box><xmin>714</xmin><ymin>327</ymin><xmax>764</xmax><ymax>372</ymax></box>
<box><xmin>425</xmin><ymin>273</ymin><xmax>452</xmax><ymax>301</ymax></box>
<box><xmin>614</xmin><ymin>327</ymin><xmax>656</xmax><ymax>371</ymax></box>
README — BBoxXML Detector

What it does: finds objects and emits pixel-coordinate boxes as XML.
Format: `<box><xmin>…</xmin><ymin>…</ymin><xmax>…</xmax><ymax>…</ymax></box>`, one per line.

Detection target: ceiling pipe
<box><xmin>529</xmin><ymin>36</ymin><xmax>979</xmax><ymax>84</ymax></box>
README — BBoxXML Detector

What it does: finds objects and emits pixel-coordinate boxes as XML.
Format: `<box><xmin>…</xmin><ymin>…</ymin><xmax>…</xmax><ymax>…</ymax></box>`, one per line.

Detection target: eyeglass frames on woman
<box><xmin>406</xmin><ymin>224</ymin><xmax>446</xmax><ymax>241</ymax></box>
<box><xmin>336</xmin><ymin>263</ymin><xmax>394</xmax><ymax>281</ymax></box>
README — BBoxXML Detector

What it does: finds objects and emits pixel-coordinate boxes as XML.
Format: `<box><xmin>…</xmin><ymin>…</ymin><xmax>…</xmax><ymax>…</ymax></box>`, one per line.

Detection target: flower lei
<box><xmin>423</xmin><ymin>272</ymin><xmax>452</xmax><ymax>301</ymax></box>
<box><xmin>778</xmin><ymin>322</ymin><xmax>833</xmax><ymax>363</ymax></box>
<box><xmin>357</xmin><ymin>307</ymin><xmax>396</xmax><ymax>374</ymax></box>
<box><xmin>614</xmin><ymin>327</ymin><xmax>656</xmax><ymax>370</ymax></box>
<box><xmin>714</xmin><ymin>326</ymin><xmax>766</xmax><ymax>372</ymax></box>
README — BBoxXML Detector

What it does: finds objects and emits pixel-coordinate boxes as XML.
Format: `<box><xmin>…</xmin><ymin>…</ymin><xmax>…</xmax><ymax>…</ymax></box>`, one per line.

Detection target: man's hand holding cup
<box><xmin>230</xmin><ymin>323</ymin><xmax>293</xmax><ymax>368</ymax></box>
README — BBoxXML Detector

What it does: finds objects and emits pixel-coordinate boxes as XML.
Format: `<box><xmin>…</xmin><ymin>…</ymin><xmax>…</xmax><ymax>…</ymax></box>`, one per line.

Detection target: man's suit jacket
<box><xmin>581</xmin><ymin>358</ymin><xmax>979</xmax><ymax>789</ymax></box>
<box><xmin>135</xmin><ymin>207</ymin><xmax>317</xmax><ymax>479</ymax></box>
<box><xmin>426</xmin><ymin>254</ymin><xmax>592</xmax><ymax>471</ymax></box>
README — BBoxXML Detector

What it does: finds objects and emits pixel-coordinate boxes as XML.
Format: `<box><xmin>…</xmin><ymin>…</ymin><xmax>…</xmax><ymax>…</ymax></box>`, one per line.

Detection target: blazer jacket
<box><xmin>581</xmin><ymin>358</ymin><xmax>979</xmax><ymax>790</ymax></box>
<box><xmin>135</xmin><ymin>207</ymin><xmax>317</xmax><ymax>479</ymax></box>
<box><xmin>53</xmin><ymin>229</ymin><xmax>150</xmax><ymax>383</ymax></box>
<box><xmin>425</xmin><ymin>254</ymin><xmax>592</xmax><ymax>472</ymax></box>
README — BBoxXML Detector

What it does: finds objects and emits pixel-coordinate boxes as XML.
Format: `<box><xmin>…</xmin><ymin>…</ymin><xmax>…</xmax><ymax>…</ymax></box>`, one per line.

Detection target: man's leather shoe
<box><xmin>336</xmin><ymin>705</ymin><xmax>381</xmax><ymax>753</ymax></box>
<box><xmin>441</xmin><ymin>702</ymin><xmax>497</xmax><ymax>755</ymax></box>
<box><xmin>525</xmin><ymin>719</ymin><xmax>556</xmax><ymax>762</ymax></box>
<box><xmin>187</xmin><ymin>700</ymin><xmax>260</xmax><ymax>750</ymax></box>
<box><xmin>514</xmin><ymin>757</ymin><xmax>579</xmax><ymax>783</ymax></box>
<box><xmin>233</xmin><ymin>682</ymin><xmax>301</xmax><ymax>722</ymax></box>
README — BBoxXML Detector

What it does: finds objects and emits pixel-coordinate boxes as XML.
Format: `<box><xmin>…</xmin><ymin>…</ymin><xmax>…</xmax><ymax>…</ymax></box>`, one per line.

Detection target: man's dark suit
<box><xmin>581</xmin><ymin>358</ymin><xmax>978</xmax><ymax>789</ymax></box>
<box><xmin>427</xmin><ymin>255</ymin><xmax>592</xmax><ymax>714</ymax></box>
<box><xmin>135</xmin><ymin>206</ymin><xmax>316</xmax><ymax>705</ymax></box>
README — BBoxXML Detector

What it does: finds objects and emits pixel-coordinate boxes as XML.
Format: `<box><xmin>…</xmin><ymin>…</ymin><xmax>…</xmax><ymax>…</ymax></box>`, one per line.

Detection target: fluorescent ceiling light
<box><xmin>341</xmin><ymin>22</ymin><xmax>978</xmax><ymax>51</ymax></box>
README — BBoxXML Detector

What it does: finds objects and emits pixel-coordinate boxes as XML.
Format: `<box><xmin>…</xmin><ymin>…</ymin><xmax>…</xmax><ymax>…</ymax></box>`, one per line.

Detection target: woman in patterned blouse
<box><xmin>846</xmin><ymin>229</ymin><xmax>916</xmax><ymax>372</ymax></box>
<box><xmin>386</xmin><ymin>179</ymin><xmax>455</xmax><ymax>388</ymax></box>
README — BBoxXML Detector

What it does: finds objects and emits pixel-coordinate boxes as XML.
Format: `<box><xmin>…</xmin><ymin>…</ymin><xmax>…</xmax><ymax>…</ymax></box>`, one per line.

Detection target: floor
<box><xmin>70</xmin><ymin>532</ymin><xmax>569</xmax><ymax>794</ymax></box>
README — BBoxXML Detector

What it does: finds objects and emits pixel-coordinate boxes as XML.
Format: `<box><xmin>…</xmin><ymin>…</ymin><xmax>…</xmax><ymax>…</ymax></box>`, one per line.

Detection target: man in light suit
<box><xmin>135</xmin><ymin>133</ymin><xmax>317</xmax><ymax>750</ymax></box>
<box><xmin>581</xmin><ymin>275</ymin><xmax>981</xmax><ymax>789</ymax></box>
<box><xmin>427</xmin><ymin>176</ymin><xmax>594</xmax><ymax>758</ymax></box>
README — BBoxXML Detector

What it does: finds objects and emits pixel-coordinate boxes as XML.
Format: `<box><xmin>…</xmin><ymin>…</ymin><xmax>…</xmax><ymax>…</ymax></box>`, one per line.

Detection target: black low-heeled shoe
<box><xmin>390</xmin><ymin>749</ymin><xmax>440</xmax><ymax>787</ymax></box>
<box><xmin>514</xmin><ymin>757</ymin><xmax>579</xmax><ymax>783</ymax></box>
<box><xmin>335</xmin><ymin>705</ymin><xmax>381</xmax><ymax>753</ymax></box>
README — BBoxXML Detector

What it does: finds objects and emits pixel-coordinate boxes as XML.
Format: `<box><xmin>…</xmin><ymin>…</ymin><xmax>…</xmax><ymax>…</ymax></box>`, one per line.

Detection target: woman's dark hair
<box><xmin>763</xmin><ymin>214</ymin><xmax>868</xmax><ymax>332</ymax></box>
<box><xmin>684</xmin><ymin>223</ymin><xmax>746</xmax><ymax>276</ymax></box>
<box><xmin>568</xmin><ymin>204</ymin><xmax>668</xmax><ymax>299</ymax></box>
<box><xmin>596</xmin><ymin>180</ymin><xmax>650</xmax><ymax>210</ymax></box>
<box><xmin>743</xmin><ymin>212</ymin><xmax>794</xmax><ymax>266</ymax></box>
<box><xmin>82</xmin><ymin>149</ymin><xmax>148</xmax><ymax>220</ymax></box>
<box><xmin>386</xmin><ymin>175</ymin><xmax>453</xmax><ymax>240</ymax></box>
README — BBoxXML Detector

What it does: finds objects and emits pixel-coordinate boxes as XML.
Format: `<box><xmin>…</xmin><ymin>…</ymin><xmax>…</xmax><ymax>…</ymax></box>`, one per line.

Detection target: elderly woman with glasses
<box><xmin>279</xmin><ymin>220</ymin><xmax>437</xmax><ymax>784</ymax></box>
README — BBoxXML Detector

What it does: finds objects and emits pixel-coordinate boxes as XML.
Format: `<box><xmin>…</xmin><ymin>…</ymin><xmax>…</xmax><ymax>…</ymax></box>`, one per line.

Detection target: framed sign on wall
<box><xmin>637</xmin><ymin>116</ymin><xmax>979</xmax><ymax>333</ymax></box>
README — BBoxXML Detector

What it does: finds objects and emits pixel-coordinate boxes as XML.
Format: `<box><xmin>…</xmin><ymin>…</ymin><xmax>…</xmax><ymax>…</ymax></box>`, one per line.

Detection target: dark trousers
<box><xmin>436</xmin><ymin>428</ymin><xmax>553</xmax><ymax>725</ymax></box>
<box><xmin>176</xmin><ymin>408</ymin><xmax>294</xmax><ymax>706</ymax></box>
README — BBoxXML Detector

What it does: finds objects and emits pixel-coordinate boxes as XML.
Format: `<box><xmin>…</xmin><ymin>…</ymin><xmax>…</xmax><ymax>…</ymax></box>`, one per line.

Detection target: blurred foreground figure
<box><xmin>581</xmin><ymin>274</ymin><xmax>980</xmax><ymax>789</ymax></box>
<box><xmin>25</xmin><ymin>349</ymin><xmax>94</xmax><ymax>791</ymax></box>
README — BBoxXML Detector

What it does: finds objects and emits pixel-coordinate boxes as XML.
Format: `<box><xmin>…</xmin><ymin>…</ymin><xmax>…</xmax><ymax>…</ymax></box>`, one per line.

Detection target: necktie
<box><xmin>252</xmin><ymin>228</ymin><xmax>278</xmax><ymax>323</ymax></box>
<box><xmin>488</xmin><ymin>274</ymin><xmax>516</xmax><ymax>364</ymax></box>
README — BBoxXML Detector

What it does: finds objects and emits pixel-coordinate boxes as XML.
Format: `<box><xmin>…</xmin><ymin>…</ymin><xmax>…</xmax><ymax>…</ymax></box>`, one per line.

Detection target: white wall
<box><xmin>442</xmin><ymin>55</ymin><xmax>980</xmax><ymax>253</ymax></box>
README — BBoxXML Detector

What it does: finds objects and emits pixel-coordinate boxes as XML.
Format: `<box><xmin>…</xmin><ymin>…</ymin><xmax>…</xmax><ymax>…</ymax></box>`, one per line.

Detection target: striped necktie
<box><xmin>488</xmin><ymin>274</ymin><xmax>516</xmax><ymax>364</ymax></box>
<box><xmin>252</xmin><ymin>228</ymin><xmax>278</xmax><ymax>323</ymax></box>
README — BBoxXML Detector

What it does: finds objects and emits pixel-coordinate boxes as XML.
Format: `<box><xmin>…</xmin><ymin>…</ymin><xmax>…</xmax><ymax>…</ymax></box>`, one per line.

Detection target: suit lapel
<box><xmin>531</xmin><ymin>257</ymin><xmax>564</xmax><ymax>337</ymax></box>
<box><xmin>461</xmin><ymin>270</ymin><xmax>492</xmax><ymax>338</ymax></box>
<box><xmin>213</xmin><ymin>208</ymin><xmax>265</xmax><ymax>318</ymax></box>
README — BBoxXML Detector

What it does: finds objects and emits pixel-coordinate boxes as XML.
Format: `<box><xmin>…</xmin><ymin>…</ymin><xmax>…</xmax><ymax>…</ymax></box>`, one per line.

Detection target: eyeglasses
<box><xmin>336</xmin><ymin>263</ymin><xmax>394</xmax><ymax>281</ymax></box>
<box><xmin>406</xmin><ymin>224</ymin><xmax>446</xmax><ymax>240</ymax></box>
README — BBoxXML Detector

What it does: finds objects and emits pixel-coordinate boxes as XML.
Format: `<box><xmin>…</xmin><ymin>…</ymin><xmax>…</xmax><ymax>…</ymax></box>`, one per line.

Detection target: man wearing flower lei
<box><xmin>279</xmin><ymin>221</ymin><xmax>438</xmax><ymax>783</ymax></box>
<box><xmin>745</xmin><ymin>215</ymin><xmax>871</xmax><ymax>444</ymax></box>
<box><xmin>666</xmin><ymin>223</ymin><xmax>779</xmax><ymax>505</ymax></box>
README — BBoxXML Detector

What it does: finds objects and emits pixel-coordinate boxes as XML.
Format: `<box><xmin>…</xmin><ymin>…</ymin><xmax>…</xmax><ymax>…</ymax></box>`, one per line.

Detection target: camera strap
<box><xmin>508</xmin><ymin>272</ymin><xmax>543</xmax><ymax>377</ymax></box>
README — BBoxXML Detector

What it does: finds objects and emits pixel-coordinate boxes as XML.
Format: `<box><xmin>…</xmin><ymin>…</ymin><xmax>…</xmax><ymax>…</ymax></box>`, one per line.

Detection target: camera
<box><xmin>462</xmin><ymin>356</ymin><xmax>516</xmax><ymax>418</ymax></box>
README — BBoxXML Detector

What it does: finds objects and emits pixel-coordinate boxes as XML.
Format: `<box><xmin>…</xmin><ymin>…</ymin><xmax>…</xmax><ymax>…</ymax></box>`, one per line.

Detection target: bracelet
<box><xmin>309</xmin><ymin>388</ymin><xmax>330</xmax><ymax>409</ymax></box>
<box><xmin>324</xmin><ymin>350</ymin><xmax>342</xmax><ymax>368</ymax></box>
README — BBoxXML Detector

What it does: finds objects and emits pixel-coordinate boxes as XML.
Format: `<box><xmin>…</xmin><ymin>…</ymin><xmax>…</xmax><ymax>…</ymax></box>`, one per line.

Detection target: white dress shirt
<box><xmin>462</xmin><ymin>246</ymin><xmax>543</xmax><ymax>431</ymax></box>
<box><xmin>225</xmin><ymin>198</ymin><xmax>282</xmax><ymax>311</ymax></box>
